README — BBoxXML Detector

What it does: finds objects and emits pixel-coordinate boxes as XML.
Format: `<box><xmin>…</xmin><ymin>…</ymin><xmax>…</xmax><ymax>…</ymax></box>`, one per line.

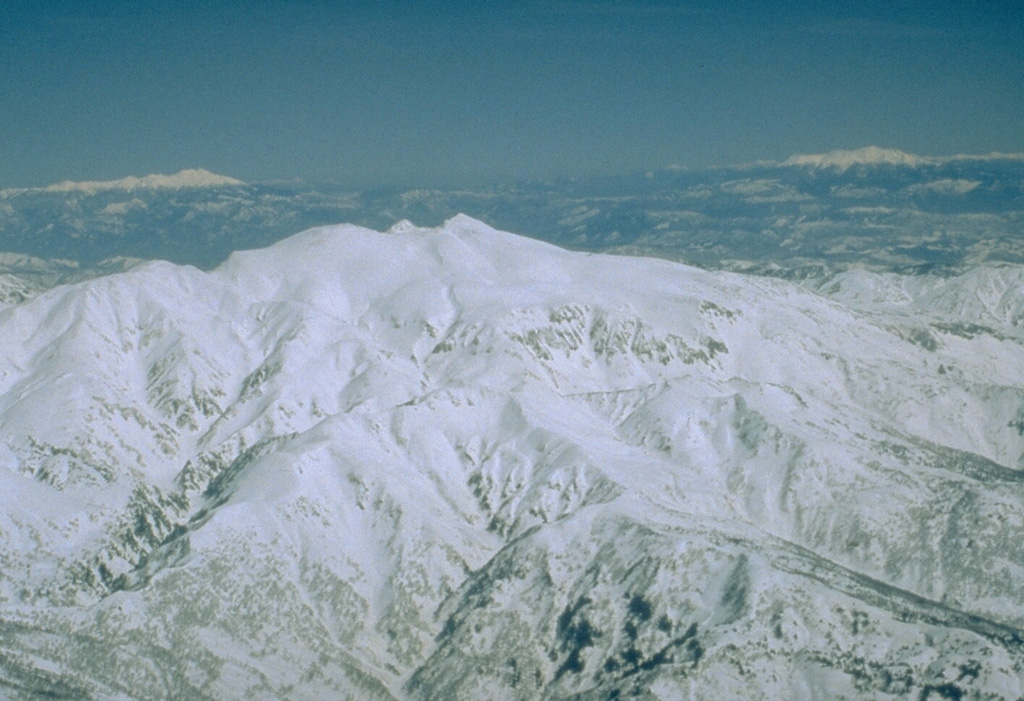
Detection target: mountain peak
<box><xmin>38</xmin><ymin>169</ymin><xmax>245</xmax><ymax>194</ymax></box>
<box><xmin>782</xmin><ymin>146</ymin><xmax>929</xmax><ymax>171</ymax></box>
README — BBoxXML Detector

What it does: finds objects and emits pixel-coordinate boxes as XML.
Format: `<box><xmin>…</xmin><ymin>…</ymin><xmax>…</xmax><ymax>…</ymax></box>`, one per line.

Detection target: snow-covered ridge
<box><xmin>3</xmin><ymin>169</ymin><xmax>245</xmax><ymax>196</ymax></box>
<box><xmin>782</xmin><ymin>146</ymin><xmax>1024</xmax><ymax>171</ymax></box>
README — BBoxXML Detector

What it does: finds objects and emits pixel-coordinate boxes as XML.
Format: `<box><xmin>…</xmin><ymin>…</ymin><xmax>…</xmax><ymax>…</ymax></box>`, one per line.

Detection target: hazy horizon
<box><xmin>3</xmin><ymin>0</ymin><xmax>1022</xmax><ymax>189</ymax></box>
<box><xmin>6</xmin><ymin>145</ymin><xmax>1024</xmax><ymax>194</ymax></box>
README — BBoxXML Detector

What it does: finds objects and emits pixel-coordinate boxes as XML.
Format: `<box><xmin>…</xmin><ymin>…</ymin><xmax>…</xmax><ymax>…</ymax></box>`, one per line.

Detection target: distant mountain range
<box><xmin>4</xmin><ymin>217</ymin><xmax>1024</xmax><ymax>698</ymax></box>
<box><xmin>2</xmin><ymin>148</ymin><xmax>1022</xmax><ymax>280</ymax></box>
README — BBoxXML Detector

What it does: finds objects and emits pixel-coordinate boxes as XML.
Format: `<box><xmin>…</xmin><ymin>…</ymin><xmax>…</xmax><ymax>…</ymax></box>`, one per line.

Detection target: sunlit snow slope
<box><xmin>2</xmin><ymin>215</ymin><xmax>1024</xmax><ymax>699</ymax></box>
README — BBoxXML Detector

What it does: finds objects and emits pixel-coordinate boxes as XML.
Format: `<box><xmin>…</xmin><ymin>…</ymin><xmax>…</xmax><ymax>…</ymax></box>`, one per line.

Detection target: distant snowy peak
<box><xmin>782</xmin><ymin>146</ymin><xmax>1024</xmax><ymax>172</ymax></box>
<box><xmin>783</xmin><ymin>147</ymin><xmax>929</xmax><ymax>170</ymax></box>
<box><xmin>37</xmin><ymin>169</ymin><xmax>245</xmax><ymax>194</ymax></box>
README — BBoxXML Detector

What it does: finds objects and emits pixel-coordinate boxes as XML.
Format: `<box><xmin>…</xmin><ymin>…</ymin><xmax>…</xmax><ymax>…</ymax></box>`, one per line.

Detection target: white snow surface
<box><xmin>783</xmin><ymin>146</ymin><xmax>931</xmax><ymax>170</ymax></box>
<box><xmin>1</xmin><ymin>169</ymin><xmax>245</xmax><ymax>197</ymax></box>
<box><xmin>782</xmin><ymin>146</ymin><xmax>1024</xmax><ymax>171</ymax></box>
<box><xmin>2</xmin><ymin>215</ymin><xmax>1024</xmax><ymax>698</ymax></box>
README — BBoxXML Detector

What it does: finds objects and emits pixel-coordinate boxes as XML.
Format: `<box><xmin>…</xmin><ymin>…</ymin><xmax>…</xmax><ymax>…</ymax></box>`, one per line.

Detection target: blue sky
<box><xmin>1</xmin><ymin>0</ymin><xmax>1021</xmax><ymax>187</ymax></box>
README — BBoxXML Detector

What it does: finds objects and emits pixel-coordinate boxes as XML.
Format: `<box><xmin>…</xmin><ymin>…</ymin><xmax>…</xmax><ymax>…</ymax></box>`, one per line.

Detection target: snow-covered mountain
<box><xmin>2</xmin><ymin>215</ymin><xmax>1024</xmax><ymax>698</ymax></box>
<box><xmin>782</xmin><ymin>146</ymin><xmax>934</xmax><ymax>170</ymax></box>
<box><xmin>0</xmin><ymin>252</ymin><xmax>143</xmax><ymax>308</ymax></box>
<box><xmin>0</xmin><ymin>169</ymin><xmax>246</xmax><ymax>197</ymax></box>
<box><xmin>780</xmin><ymin>146</ymin><xmax>1024</xmax><ymax>172</ymax></box>
<box><xmin>1</xmin><ymin>150</ymin><xmax>1022</xmax><ymax>276</ymax></box>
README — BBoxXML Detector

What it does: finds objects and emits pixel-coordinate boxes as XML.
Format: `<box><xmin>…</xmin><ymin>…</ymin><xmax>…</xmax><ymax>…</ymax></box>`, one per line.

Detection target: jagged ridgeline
<box><xmin>3</xmin><ymin>216</ymin><xmax>1024</xmax><ymax>698</ymax></box>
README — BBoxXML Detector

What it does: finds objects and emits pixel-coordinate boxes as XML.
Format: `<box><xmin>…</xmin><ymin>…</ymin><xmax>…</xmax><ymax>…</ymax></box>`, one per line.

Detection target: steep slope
<box><xmin>2</xmin><ymin>216</ymin><xmax>1024</xmax><ymax>698</ymax></box>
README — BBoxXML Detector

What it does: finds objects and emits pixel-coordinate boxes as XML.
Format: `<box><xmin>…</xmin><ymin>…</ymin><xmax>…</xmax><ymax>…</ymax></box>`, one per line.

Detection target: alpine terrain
<box><xmin>2</xmin><ymin>148</ymin><xmax>1023</xmax><ymax>277</ymax></box>
<box><xmin>3</xmin><ymin>215</ymin><xmax>1024</xmax><ymax>699</ymax></box>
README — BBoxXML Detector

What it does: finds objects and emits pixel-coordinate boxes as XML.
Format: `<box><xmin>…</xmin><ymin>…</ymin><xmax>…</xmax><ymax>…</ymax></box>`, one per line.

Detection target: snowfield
<box><xmin>2</xmin><ymin>216</ymin><xmax>1024</xmax><ymax>698</ymax></box>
